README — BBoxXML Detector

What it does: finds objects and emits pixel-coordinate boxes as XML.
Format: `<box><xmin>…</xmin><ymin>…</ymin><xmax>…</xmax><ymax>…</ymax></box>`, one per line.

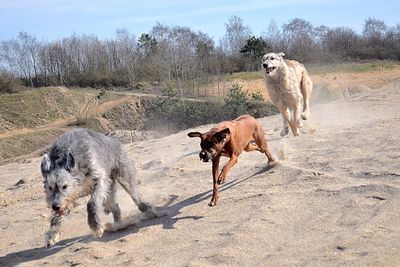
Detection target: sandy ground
<box><xmin>1</xmin><ymin>80</ymin><xmax>400</xmax><ymax>266</ymax></box>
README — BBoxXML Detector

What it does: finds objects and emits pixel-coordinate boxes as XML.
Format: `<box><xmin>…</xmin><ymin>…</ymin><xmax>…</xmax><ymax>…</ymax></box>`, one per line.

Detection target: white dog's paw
<box><xmin>301</xmin><ymin>110</ymin><xmax>310</xmax><ymax>120</ymax></box>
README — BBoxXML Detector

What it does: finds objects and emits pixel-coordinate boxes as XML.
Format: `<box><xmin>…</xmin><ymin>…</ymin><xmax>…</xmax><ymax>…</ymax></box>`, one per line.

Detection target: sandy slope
<box><xmin>1</xmin><ymin>81</ymin><xmax>400</xmax><ymax>266</ymax></box>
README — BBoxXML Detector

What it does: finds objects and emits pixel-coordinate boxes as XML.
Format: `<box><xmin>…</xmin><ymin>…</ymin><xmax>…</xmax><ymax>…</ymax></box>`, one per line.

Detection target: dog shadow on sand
<box><xmin>0</xmin><ymin>164</ymin><xmax>277</xmax><ymax>266</ymax></box>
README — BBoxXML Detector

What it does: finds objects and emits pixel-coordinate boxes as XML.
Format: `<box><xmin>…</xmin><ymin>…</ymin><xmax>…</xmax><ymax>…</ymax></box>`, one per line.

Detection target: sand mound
<box><xmin>1</xmin><ymin>81</ymin><xmax>400</xmax><ymax>265</ymax></box>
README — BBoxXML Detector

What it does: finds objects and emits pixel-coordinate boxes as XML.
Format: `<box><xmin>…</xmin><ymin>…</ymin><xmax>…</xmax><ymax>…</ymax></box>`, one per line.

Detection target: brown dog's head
<box><xmin>188</xmin><ymin>128</ymin><xmax>230</xmax><ymax>162</ymax></box>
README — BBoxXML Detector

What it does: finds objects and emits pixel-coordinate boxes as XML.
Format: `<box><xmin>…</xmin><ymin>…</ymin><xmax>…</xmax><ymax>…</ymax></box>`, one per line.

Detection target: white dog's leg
<box><xmin>280</xmin><ymin>114</ymin><xmax>289</xmax><ymax>137</ymax></box>
<box><xmin>301</xmin><ymin>98</ymin><xmax>311</xmax><ymax>120</ymax></box>
<box><xmin>279</xmin><ymin>107</ymin><xmax>299</xmax><ymax>136</ymax></box>
<box><xmin>281</xmin><ymin>107</ymin><xmax>299</xmax><ymax>137</ymax></box>
<box><xmin>301</xmin><ymin>73</ymin><xmax>312</xmax><ymax>120</ymax></box>
<box><xmin>292</xmin><ymin>103</ymin><xmax>302</xmax><ymax>136</ymax></box>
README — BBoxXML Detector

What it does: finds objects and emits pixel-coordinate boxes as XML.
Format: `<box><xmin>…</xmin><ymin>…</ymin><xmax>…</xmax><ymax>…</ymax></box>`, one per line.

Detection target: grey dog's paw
<box><xmin>280</xmin><ymin>127</ymin><xmax>289</xmax><ymax>137</ymax></box>
<box><xmin>45</xmin><ymin>231</ymin><xmax>60</xmax><ymax>248</ymax></box>
<box><xmin>145</xmin><ymin>206</ymin><xmax>167</xmax><ymax>219</ymax></box>
<box><xmin>92</xmin><ymin>225</ymin><xmax>105</xmax><ymax>239</ymax></box>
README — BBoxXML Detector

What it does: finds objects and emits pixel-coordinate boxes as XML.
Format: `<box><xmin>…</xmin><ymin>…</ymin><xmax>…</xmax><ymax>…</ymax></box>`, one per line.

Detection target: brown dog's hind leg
<box><xmin>253</xmin><ymin>127</ymin><xmax>276</xmax><ymax>163</ymax></box>
<box><xmin>244</xmin><ymin>141</ymin><xmax>262</xmax><ymax>152</ymax></box>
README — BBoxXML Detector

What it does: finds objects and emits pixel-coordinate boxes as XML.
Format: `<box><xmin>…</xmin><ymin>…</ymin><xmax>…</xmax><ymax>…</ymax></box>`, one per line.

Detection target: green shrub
<box><xmin>135</xmin><ymin>81</ymin><xmax>152</xmax><ymax>92</ymax></box>
<box><xmin>143</xmin><ymin>97</ymin><xmax>223</xmax><ymax>133</ymax></box>
<box><xmin>141</xmin><ymin>83</ymin><xmax>278</xmax><ymax>134</ymax></box>
<box><xmin>250</xmin><ymin>91</ymin><xmax>264</xmax><ymax>101</ymax></box>
<box><xmin>0</xmin><ymin>70</ymin><xmax>23</xmax><ymax>94</ymax></box>
<box><xmin>222</xmin><ymin>83</ymin><xmax>277</xmax><ymax>120</ymax></box>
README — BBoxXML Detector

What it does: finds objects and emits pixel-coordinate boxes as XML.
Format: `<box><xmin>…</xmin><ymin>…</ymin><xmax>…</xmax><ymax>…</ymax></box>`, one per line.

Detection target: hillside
<box><xmin>1</xmin><ymin>78</ymin><xmax>400</xmax><ymax>265</ymax></box>
<box><xmin>200</xmin><ymin>62</ymin><xmax>400</xmax><ymax>102</ymax></box>
<box><xmin>1</xmin><ymin>63</ymin><xmax>400</xmax><ymax>162</ymax></box>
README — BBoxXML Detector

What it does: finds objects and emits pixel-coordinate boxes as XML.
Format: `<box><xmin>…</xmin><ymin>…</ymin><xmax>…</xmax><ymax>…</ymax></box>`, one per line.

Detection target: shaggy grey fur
<box><xmin>41</xmin><ymin>128</ymin><xmax>156</xmax><ymax>247</ymax></box>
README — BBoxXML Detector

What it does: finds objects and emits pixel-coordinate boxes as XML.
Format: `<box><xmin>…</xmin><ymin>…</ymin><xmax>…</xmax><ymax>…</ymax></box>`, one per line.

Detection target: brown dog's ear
<box><xmin>213</xmin><ymin>128</ymin><xmax>230</xmax><ymax>142</ymax></box>
<box><xmin>188</xmin><ymin>132</ymin><xmax>202</xmax><ymax>138</ymax></box>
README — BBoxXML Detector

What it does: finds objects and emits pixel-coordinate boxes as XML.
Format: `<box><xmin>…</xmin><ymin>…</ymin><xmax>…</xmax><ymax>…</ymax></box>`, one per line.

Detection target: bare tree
<box><xmin>262</xmin><ymin>20</ymin><xmax>286</xmax><ymax>53</ymax></box>
<box><xmin>0</xmin><ymin>32</ymin><xmax>40</xmax><ymax>87</ymax></box>
<box><xmin>221</xmin><ymin>15</ymin><xmax>252</xmax><ymax>55</ymax></box>
<box><xmin>282</xmin><ymin>18</ymin><xmax>318</xmax><ymax>61</ymax></box>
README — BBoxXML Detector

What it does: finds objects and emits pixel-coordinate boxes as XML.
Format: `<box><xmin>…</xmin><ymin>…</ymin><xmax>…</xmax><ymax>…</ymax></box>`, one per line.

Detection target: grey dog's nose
<box><xmin>52</xmin><ymin>204</ymin><xmax>60</xmax><ymax>211</ymax></box>
<box><xmin>262</xmin><ymin>63</ymin><xmax>268</xmax><ymax>68</ymax></box>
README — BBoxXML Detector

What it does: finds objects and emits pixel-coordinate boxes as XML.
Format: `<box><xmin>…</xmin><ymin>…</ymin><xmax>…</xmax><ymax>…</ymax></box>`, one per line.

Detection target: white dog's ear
<box><xmin>278</xmin><ymin>52</ymin><xmax>285</xmax><ymax>58</ymax></box>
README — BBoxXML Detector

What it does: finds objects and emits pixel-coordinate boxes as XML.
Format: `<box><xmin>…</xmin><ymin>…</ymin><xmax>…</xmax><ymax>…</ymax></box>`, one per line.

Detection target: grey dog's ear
<box><xmin>188</xmin><ymin>132</ymin><xmax>202</xmax><ymax>138</ymax></box>
<box><xmin>278</xmin><ymin>52</ymin><xmax>285</xmax><ymax>58</ymax></box>
<box><xmin>213</xmin><ymin>128</ymin><xmax>230</xmax><ymax>142</ymax></box>
<box><xmin>65</xmin><ymin>150</ymin><xmax>75</xmax><ymax>172</ymax></box>
<box><xmin>41</xmin><ymin>153</ymin><xmax>51</xmax><ymax>174</ymax></box>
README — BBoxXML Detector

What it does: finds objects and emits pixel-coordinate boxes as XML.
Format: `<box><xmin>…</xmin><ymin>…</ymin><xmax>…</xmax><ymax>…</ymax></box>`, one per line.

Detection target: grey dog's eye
<box><xmin>62</xmin><ymin>185</ymin><xmax>67</xmax><ymax>190</ymax></box>
<box><xmin>48</xmin><ymin>186</ymin><xmax>53</xmax><ymax>191</ymax></box>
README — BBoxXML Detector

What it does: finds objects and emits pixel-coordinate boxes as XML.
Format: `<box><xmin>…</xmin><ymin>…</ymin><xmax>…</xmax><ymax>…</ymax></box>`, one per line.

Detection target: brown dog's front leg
<box><xmin>209</xmin><ymin>155</ymin><xmax>221</xmax><ymax>207</ymax></box>
<box><xmin>217</xmin><ymin>155</ymin><xmax>238</xmax><ymax>185</ymax></box>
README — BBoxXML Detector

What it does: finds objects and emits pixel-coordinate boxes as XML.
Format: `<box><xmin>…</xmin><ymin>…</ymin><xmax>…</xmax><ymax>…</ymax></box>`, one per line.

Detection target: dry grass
<box><xmin>307</xmin><ymin>60</ymin><xmax>400</xmax><ymax>75</ymax></box>
<box><xmin>0</xmin><ymin>87</ymin><xmax>93</xmax><ymax>132</ymax></box>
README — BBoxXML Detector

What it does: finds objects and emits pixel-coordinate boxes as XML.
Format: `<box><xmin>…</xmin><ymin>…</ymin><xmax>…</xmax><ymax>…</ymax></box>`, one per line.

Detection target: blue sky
<box><xmin>0</xmin><ymin>0</ymin><xmax>399</xmax><ymax>42</ymax></box>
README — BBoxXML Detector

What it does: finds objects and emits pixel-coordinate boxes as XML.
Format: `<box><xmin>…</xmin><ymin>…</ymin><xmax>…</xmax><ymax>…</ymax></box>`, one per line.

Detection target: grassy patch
<box><xmin>0</xmin><ymin>129</ymin><xmax>64</xmax><ymax>160</ymax></box>
<box><xmin>222</xmin><ymin>71</ymin><xmax>263</xmax><ymax>81</ymax></box>
<box><xmin>0</xmin><ymin>87</ymin><xmax>94</xmax><ymax>132</ymax></box>
<box><xmin>307</xmin><ymin>60</ymin><xmax>400</xmax><ymax>75</ymax></box>
<box><xmin>215</xmin><ymin>61</ymin><xmax>400</xmax><ymax>80</ymax></box>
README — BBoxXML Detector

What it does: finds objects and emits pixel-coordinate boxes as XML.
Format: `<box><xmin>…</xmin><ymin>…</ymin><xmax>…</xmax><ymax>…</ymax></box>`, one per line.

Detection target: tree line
<box><xmin>0</xmin><ymin>16</ymin><xmax>399</xmax><ymax>94</ymax></box>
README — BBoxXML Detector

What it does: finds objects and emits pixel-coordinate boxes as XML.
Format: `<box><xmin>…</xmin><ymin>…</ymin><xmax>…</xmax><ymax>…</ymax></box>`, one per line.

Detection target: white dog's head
<box><xmin>261</xmin><ymin>52</ymin><xmax>285</xmax><ymax>76</ymax></box>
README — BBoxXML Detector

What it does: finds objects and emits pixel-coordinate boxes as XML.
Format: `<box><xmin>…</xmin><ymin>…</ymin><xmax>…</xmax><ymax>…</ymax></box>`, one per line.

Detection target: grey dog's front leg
<box><xmin>87</xmin><ymin>196</ymin><xmax>105</xmax><ymax>239</ymax></box>
<box><xmin>45</xmin><ymin>215</ymin><xmax>63</xmax><ymax>247</ymax></box>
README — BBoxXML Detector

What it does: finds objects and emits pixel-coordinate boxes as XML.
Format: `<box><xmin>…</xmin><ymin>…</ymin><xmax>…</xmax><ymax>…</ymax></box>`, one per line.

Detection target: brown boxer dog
<box><xmin>188</xmin><ymin>115</ymin><xmax>276</xmax><ymax>207</ymax></box>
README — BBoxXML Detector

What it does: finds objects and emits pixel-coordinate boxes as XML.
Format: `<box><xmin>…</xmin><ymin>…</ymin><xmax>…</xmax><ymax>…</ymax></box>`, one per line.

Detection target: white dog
<box><xmin>262</xmin><ymin>52</ymin><xmax>312</xmax><ymax>136</ymax></box>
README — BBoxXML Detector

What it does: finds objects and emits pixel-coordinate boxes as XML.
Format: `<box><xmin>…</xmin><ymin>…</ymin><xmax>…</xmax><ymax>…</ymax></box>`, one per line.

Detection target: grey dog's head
<box><xmin>41</xmin><ymin>150</ymin><xmax>79</xmax><ymax>217</ymax></box>
<box><xmin>261</xmin><ymin>52</ymin><xmax>285</xmax><ymax>76</ymax></box>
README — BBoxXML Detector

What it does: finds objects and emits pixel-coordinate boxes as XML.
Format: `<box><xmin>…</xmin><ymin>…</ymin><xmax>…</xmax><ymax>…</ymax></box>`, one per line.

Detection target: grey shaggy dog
<box><xmin>41</xmin><ymin>128</ymin><xmax>159</xmax><ymax>247</ymax></box>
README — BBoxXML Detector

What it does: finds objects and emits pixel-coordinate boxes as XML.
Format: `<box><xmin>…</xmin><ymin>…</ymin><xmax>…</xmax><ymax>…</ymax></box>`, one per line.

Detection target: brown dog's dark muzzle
<box><xmin>199</xmin><ymin>150</ymin><xmax>213</xmax><ymax>162</ymax></box>
<box><xmin>199</xmin><ymin>151</ymin><xmax>207</xmax><ymax>162</ymax></box>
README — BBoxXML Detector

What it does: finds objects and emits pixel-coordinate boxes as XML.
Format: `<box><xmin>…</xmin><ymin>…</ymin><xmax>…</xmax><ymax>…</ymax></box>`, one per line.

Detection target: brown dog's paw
<box><xmin>208</xmin><ymin>201</ymin><xmax>217</xmax><ymax>207</ymax></box>
<box><xmin>268</xmin><ymin>160</ymin><xmax>281</xmax><ymax>167</ymax></box>
<box><xmin>217</xmin><ymin>175</ymin><xmax>226</xmax><ymax>185</ymax></box>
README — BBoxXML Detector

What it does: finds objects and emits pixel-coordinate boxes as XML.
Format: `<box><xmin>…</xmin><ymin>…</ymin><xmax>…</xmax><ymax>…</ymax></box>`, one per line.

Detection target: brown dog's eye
<box><xmin>62</xmin><ymin>185</ymin><xmax>67</xmax><ymax>190</ymax></box>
